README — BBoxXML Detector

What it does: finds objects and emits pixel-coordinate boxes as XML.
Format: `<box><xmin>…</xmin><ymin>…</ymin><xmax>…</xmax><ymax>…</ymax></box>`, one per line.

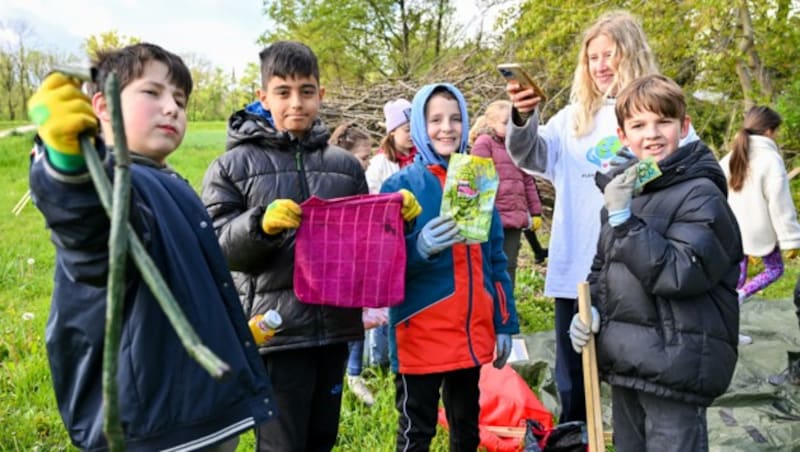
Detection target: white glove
<box><xmin>569</xmin><ymin>307</ymin><xmax>600</xmax><ymax>354</ymax></box>
<box><xmin>493</xmin><ymin>334</ymin><xmax>512</xmax><ymax>368</ymax></box>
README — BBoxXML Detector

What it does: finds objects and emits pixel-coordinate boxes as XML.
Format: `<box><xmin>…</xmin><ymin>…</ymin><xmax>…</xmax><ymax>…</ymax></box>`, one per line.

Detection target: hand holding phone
<box><xmin>497</xmin><ymin>63</ymin><xmax>547</xmax><ymax>103</ymax></box>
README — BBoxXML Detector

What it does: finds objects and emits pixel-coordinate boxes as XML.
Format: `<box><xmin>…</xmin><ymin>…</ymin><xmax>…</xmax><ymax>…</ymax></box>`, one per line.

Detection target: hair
<box><xmin>728</xmin><ymin>106</ymin><xmax>783</xmax><ymax>192</ymax></box>
<box><xmin>468</xmin><ymin>115</ymin><xmax>488</xmax><ymax>146</ymax></box>
<box><xmin>329</xmin><ymin>122</ymin><xmax>371</xmax><ymax>152</ymax></box>
<box><xmin>258</xmin><ymin>41</ymin><xmax>320</xmax><ymax>87</ymax></box>
<box><xmin>91</xmin><ymin>42</ymin><xmax>193</xmax><ymax>98</ymax></box>
<box><xmin>615</xmin><ymin>75</ymin><xmax>686</xmax><ymax>130</ymax></box>
<box><xmin>571</xmin><ymin>10</ymin><xmax>659</xmax><ymax>137</ymax></box>
<box><xmin>469</xmin><ymin>100</ymin><xmax>512</xmax><ymax>145</ymax></box>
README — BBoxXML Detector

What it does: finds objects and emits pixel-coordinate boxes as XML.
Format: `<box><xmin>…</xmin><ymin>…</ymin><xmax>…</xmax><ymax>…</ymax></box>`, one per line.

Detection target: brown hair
<box><xmin>615</xmin><ymin>74</ymin><xmax>686</xmax><ymax>130</ymax></box>
<box><xmin>329</xmin><ymin>122</ymin><xmax>371</xmax><ymax>152</ymax></box>
<box><xmin>728</xmin><ymin>106</ymin><xmax>782</xmax><ymax>191</ymax></box>
<box><xmin>91</xmin><ymin>43</ymin><xmax>193</xmax><ymax>98</ymax></box>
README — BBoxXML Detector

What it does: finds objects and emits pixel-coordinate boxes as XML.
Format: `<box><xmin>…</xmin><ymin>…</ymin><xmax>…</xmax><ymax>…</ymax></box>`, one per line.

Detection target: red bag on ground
<box><xmin>293</xmin><ymin>194</ymin><xmax>406</xmax><ymax>308</ymax></box>
<box><xmin>438</xmin><ymin>365</ymin><xmax>554</xmax><ymax>452</ymax></box>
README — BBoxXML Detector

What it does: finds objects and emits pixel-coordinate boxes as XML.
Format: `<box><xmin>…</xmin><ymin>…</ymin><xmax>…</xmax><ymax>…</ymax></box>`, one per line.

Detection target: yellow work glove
<box><xmin>27</xmin><ymin>73</ymin><xmax>96</xmax><ymax>169</ymax></box>
<box><xmin>530</xmin><ymin>215</ymin><xmax>542</xmax><ymax>231</ymax></box>
<box><xmin>399</xmin><ymin>189</ymin><xmax>422</xmax><ymax>222</ymax></box>
<box><xmin>261</xmin><ymin>199</ymin><xmax>302</xmax><ymax>235</ymax></box>
<box><xmin>784</xmin><ymin>249</ymin><xmax>799</xmax><ymax>260</ymax></box>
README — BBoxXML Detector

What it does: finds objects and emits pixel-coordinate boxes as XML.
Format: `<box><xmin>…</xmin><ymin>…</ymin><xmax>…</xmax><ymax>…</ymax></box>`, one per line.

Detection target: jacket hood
<box><xmin>410</xmin><ymin>83</ymin><xmax>470</xmax><ymax>168</ymax></box>
<box><xmin>596</xmin><ymin>140</ymin><xmax>727</xmax><ymax>197</ymax></box>
<box><xmin>226</xmin><ymin>108</ymin><xmax>330</xmax><ymax>152</ymax></box>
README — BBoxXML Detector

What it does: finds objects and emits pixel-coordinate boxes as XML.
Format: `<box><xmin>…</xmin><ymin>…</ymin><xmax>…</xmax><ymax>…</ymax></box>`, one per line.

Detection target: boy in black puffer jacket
<box><xmin>569</xmin><ymin>75</ymin><xmax>742</xmax><ymax>452</ymax></box>
<box><xmin>201</xmin><ymin>41</ymin><xmax>420</xmax><ymax>451</ymax></box>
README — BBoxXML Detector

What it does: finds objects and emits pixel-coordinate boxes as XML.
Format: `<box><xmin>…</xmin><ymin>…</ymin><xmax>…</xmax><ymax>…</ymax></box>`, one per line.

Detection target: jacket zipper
<box><xmin>465</xmin><ymin>246</ymin><xmax>479</xmax><ymax>365</ymax></box>
<box><xmin>295</xmin><ymin>148</ymin><xmax>310</xmax><ymax>201</ymax></box>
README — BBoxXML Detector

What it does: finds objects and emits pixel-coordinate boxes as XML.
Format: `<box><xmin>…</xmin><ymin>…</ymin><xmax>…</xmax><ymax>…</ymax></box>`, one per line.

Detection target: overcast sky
<box><xmin>0</xmin><ymin>0</ymin><xmax>505</xmax><ymax>75</ymax></box>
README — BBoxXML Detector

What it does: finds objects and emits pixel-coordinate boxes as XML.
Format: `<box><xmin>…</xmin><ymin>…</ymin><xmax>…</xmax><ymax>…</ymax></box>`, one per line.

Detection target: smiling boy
<box><xmin>201</xmin><ymin>41</ymin><xmax>386</xmax><ymax>451</ymax></box>
<box><xmin>569</xmin><ymin>74</ymin><xmax>741</xmax><ymax>451</ymax></box>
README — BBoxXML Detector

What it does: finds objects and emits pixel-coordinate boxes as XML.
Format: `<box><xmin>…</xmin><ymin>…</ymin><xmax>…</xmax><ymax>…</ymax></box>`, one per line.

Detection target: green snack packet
<box><xmin>633</xmin><ymin>157</ymin><xmax>662</xmax><ymax>195</ymax></box>
<box><xmin>440</xmin><ymin>154</ymin><xmax>499</xmax><ymax>243</ymax></box>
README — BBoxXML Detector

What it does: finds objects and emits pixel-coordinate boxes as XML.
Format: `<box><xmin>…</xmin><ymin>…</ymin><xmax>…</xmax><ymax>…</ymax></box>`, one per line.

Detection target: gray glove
<box><xmin>604</xmin><ymin>165</ymin><xmax>637</xmax><ymax>213</ymax></box>
<box><xmin>493</xmin><ymin>334</ymin><xmax>512</xmax><ymax>368</ymax></box>
<box><xmin>569</xmin><ymin>307</ymin><xmax>600</xmax><ymax>354</ymax></box>
<box><xmin>416</xmin><ymin>215</ymin><xmax>461</xmax><ymax>259</ymax></box>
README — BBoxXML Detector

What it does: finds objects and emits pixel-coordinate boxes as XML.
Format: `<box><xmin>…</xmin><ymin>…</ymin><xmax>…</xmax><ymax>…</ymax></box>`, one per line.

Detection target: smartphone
<box><xmin>497</xmin><ymin>63</ymin><xmax>547</xmax><ymax>103</ymax></box>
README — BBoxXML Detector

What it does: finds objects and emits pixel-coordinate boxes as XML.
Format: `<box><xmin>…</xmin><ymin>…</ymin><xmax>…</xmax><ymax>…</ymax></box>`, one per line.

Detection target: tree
<box><xmin>82</xmin><ymin>30</ymin><xmax>140</xmax><ymax>60</ymax></box>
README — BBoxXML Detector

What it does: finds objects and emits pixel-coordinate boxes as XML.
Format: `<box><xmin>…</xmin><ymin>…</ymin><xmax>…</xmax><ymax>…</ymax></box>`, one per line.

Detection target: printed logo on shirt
<box><xmin>585</xmin><ymin>136</ymin><xmax>622</xmax><ymax>172</ymax></box>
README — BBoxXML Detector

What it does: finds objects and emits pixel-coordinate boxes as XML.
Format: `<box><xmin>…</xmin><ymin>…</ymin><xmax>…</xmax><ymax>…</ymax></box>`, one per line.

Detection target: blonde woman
<box><xmin>504</xmin><ymin>10</ymin><xmax>698</xmax><ymax>423</ymax></box>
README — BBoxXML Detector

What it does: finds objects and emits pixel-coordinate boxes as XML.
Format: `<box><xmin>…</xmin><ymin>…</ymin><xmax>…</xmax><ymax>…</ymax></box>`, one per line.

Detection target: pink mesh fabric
<box><xmin>293</xmin><ymin>193</ymin><xmax>407</xmax><ymax>308</ymax></box>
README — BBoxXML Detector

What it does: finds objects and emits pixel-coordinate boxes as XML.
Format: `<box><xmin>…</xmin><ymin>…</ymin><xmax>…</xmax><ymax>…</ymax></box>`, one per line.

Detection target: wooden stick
<box><xmin>12</xmin><ymin>190</ymin><xmax>31</xmax><ymax>216</ymax></box>
<box><xmin>578</xmin><ymin>281</ymin><xmax>604</xmax><ymax>451</ymax></box>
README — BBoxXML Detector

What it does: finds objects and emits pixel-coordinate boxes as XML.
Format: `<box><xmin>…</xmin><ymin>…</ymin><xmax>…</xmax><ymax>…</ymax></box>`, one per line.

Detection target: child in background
<box><xmin>329</xmin><ymin>121</ymin><xmax>380</xmax><ymax>406</ymax></box>
<box><xmin>201</xmin><ymin>41</ymin><xmax>421</xmax><ymax>451</ymax></box>
<box><xmin>381</xmin><ymin>83</ymin><xmax>519</xmax><ymax>451</ymax></box>
<box><xmin>570</xmin><ymin>74</ymin><xmax>741</xmax><ymax>452</ymax></box>
<box><xmin>26</xmin><ymin>43</ymin><xmax>274</xmax><ymax>451</ymax></box>
<box><xmin>720</xmin><ymin>106</ymin><xmax>800</xmax><ymax>345</ymax></box>
<box><xmin>330</xmin><ymin>122</ymin><xmax>372</xmax><ymax>170</ymax></box>
<box><xmin>471</xmin><ymin>100</ymin><xmax>546</xmax><ymax>291</ymax></box>
<box><xmin>366</xmin><ymin>98</ymin><xmax>416</xmax><ymax>193</ymax></box>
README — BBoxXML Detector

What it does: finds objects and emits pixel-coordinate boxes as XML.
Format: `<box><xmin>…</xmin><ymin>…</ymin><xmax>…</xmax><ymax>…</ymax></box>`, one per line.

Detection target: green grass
<box><xmin>0</xmin><ymin>122</ymin><xmax>794</xmax><ymax>450</ymax></box>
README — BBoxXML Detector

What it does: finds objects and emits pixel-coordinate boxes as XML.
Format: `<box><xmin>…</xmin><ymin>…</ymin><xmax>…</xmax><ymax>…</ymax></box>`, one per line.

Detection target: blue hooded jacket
<box><xmin>409</xmin><ymin>83</ymin><xmax>471</xmax><ymax>168</ymax></box>
<box><xmin>381</xmin><ymin>83</ymin><xmax>519</xmax><ymax>374</ymax></box>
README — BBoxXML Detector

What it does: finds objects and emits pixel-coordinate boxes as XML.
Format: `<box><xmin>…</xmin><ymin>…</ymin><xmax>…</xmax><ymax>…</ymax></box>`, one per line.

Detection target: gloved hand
<box><xmin>785</xmin><ymin>249</ymin><xmax>800</xmax><ymax>260</ymax></box>
<box><xmin>604</xmin><ymin>165</ymin><xmax>637</xmax><ymax>213</ymax></box>
<box><xmin>261</xmin><ymin>199</ymin><xmax>302</xmax><ymax>235</ymax></box>
<box><xmin>399</xmin><ymin>189</ymin><xmax>422</xmax><ymax>222</ymax></box>
<box><xmin>569</xmin><ymin>307</ymin><xmax>600</xmax><ymax>354</ymax></box>
<box><xmin>530</xmin><ymin>215</ymin><xmax>542</xmax><ymax>231</ymax></box>
<box><xmin>493</xmin><ymin>334</ymin><xmax>512</xmax><ymax>368</ymax></box>
<box><xmin>27</xmin><ymin>73</ymin><xmax>97</xmax><ymax>156</ymax></box>
<box><xmin>416</xmin><ymin>215</ymin><xmax>461</xmax><ymax>259</ymax></box>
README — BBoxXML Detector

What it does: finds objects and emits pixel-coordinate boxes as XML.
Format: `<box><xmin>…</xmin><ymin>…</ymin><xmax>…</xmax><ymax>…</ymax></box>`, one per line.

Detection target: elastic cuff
<box><xmin>45</xmin><ymin>144</ymin><xmax>86</xmax><ymax>172</ymax></box>
<box><xmin>608</xmin><ymin>208</ymin><xmax>631</xmax><ymax>227</ymax></box>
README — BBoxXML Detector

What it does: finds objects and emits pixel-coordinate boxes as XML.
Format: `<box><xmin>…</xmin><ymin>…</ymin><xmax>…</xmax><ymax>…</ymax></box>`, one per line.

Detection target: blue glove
<box><xmin>569</xmin><ymin>307</ymin><xmax>600</xmax><ymax>354</ymax></box>
<box><xmin>493</xmin><ymin>334</ymin><xmax>512</xmax><ymax>368</ymax></box>
<box><xmin>416</xmin><ymin>215</ymin><xmax>460</xmax><ymax>259</ymax></box>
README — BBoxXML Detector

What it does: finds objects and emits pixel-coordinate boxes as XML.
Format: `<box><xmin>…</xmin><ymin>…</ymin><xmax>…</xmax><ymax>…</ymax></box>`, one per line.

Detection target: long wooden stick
<box><xmin>578</xmin><ymin>282</ymin><xmax>604</xmax><ymax>451</ymax></box>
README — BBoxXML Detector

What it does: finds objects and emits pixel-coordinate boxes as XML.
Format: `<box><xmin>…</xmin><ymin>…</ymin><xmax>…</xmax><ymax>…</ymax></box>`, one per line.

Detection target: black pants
<box><xmin>395</xmin><ymin>367</ymin><xmax>481</xmax><ymax>452</ymax></box>
<box><xmin>523</xmin><ymin>228</ymin><xmax>547</xmax><ymax>261</ymax></box>
<box><xmin>554</xmin><ymin>298</ymin><xmax>586</xmax><ymax>423</ymax></box>
<box><xmin>503</xmin><ymin>228</ymin><xmax>522</xmax><ymax>292</ymax></box>
<box><xmin>612</xmin><ymin>386</ymin><xmax>708</xmax><ymax>452</ymax></box>
<box><xmin>256</xmin><ymin>343</ymin><xmax>348</xmax><ymax>452</ymax></box>
<box><xmin>794</xmin><ymin>276</ymin><xmax>800</xmax><ymax>330</ymax></box>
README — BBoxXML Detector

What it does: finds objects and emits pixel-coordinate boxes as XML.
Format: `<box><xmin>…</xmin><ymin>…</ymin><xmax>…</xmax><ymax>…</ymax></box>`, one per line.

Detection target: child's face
<box><xmin>351</xmin><ymin>138</ymin><xmax>371</xmax><ymax>170</ymax></box>
<box><xmin>95</xmin><ymin>60</ymin><xmax>188</xmax><ymax>163</ymax></box>
<box><xmin>617</xmin><ymin>109</ymin><xmax>691</xmax><ymax>162</ymax></box>
<box><xmin>425</xmin><ymin>94</ymin><xmax>462</xmax><ymax>158</ymax></box>
<box><xmin>391</xmin><ymin>123</ymin><xmax>413</xmax><ymax>153</ymax></box>
<box><xmin>258</xmin><ymin>74</ymin><xmax>324</xmax><ymax>137</ymax></box>
<box><xmin>587</xmin><ymin>33</ymin><xmax>620</xmax><ymax>95</ymax></box>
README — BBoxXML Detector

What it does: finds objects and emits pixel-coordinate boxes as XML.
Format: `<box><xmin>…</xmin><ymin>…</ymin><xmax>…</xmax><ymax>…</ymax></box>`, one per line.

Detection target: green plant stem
<box><xmin>102</xmin><ymin>75</ymin><xmax>127</xmax><ymax>451</ymax></box>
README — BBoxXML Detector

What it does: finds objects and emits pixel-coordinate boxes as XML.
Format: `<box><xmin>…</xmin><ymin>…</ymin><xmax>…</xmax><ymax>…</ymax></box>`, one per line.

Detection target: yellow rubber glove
<box><xmin>784</xmin><ymin>249</ymin><xmax>799</xmax><ymax>260</ymax></box>
<box><xmin>261</xmin><ymin>199</ymin><xmax>302</xmax><ymax>235</ymax></box>
<box><xmin>27</xmin><ymin>73</ymin><xmax>96</xmax><ymax>167</ymax></box>
<box><xmin>399</xmin><ymin>189</ymin><xmax>422</xmax><ymax>222</ymax></box>
<box><xmin>531</xmin><ymin>215</ymin><xmax>542</xmax><ymax>231</ymax></box>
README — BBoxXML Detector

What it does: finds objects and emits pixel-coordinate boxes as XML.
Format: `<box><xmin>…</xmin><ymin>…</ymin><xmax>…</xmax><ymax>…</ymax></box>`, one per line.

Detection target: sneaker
<box><xmin>738</xmin><ymin>334</ymin><xmax>753</xmax><ymax>346</ymax></box>
<box><xmin>347</xmin><ymin>375</ymin><xmax>375</xmax><ymax>406</ymax></box>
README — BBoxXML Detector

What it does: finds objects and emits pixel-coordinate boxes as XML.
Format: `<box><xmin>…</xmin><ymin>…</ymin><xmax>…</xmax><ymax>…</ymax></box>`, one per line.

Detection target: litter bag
<box><xmin>294</xmin><ymin>193</ymin><xmax>406</xmax><ymax>308</ymax></box>
<box><xmin>440</xmin><ymin>153</ymin><xmax>498</xmax><ymax>243</ymax></box>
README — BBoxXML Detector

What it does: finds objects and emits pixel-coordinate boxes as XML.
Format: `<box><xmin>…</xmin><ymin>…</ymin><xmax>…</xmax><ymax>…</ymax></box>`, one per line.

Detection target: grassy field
<box><xmin>1</xmin><ymin>121</ymin><xmax>796</xmax><ymax>451</ymax></box>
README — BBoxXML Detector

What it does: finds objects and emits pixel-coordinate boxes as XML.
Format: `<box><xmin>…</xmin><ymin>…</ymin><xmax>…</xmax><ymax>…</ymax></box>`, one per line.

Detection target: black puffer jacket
<box><xmin>201</xmin><ymin>110</ymin><xmax>368</xmax><ymax>353</ymax></box>
<box><xmin>589</xmin><ymin>140</ymin><xmax>742</xmax><ymax>406</ymax></box>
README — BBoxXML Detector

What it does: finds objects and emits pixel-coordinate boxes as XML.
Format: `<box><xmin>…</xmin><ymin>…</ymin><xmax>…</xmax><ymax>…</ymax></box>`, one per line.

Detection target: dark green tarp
<box><xmin>511</xmin><ymin>299</ymin><xmax>800</xmax><ymax>451</ymax></box>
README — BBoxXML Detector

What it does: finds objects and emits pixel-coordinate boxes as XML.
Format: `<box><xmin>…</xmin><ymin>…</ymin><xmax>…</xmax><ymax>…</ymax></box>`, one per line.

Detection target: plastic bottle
<box><xmin>248</xmin><ymin>310</ymin><xmax>282</xmax><ymax>345</ymax></box>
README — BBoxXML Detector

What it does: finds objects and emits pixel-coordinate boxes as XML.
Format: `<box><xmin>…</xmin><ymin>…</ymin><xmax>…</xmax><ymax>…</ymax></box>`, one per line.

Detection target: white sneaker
<box><xmin>738</xmin><ymin>334</ymin><xmax>753</xmax><ymax>345</ymax></box>
<box><xmin>347</xmin><ymin>375</ymin><xmax>375</xmax><ymax>406</ymax></box>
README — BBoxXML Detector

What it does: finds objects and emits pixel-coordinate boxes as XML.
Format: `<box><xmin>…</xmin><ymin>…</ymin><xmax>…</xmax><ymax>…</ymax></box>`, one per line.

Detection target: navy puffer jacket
<box><xmin>589</xmin><ymin>140</ymin><xmax>742</xmax><ymax>406</ymax></box>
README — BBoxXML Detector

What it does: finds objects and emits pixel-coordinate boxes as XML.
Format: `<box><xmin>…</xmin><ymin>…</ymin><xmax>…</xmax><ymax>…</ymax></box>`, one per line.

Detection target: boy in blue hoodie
<box><xmin>380</xmin><ymin>83</ymin><xmax>520</xmax><ymax>451</ymax></box>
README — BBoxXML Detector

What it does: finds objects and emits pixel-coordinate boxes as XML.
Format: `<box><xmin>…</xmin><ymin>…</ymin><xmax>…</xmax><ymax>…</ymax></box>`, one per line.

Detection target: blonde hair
<box><xmin>571</xmin><ymin>11</ymin><xmax>659</xmax><ymax>137</ymax></box>
<box><xmin>470</xmin><ymin>100</ymin><xmax>512</xmax><ymax>145</ymax></box>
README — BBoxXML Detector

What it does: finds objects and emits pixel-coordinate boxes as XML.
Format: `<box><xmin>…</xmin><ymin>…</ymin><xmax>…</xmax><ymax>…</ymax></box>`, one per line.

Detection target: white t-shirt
<box><xmin>506</xmin><ymin>100</ymin><xmax>698</xmax><ymax>299</ymax></box>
